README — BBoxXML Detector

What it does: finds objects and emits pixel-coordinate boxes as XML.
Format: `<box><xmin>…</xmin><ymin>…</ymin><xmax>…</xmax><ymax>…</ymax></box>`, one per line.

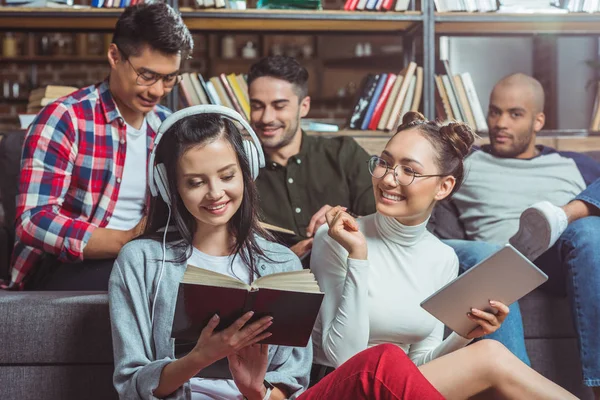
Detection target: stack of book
<box><xmin>434</xmin><ymin>71</ymin><xmax>487</xmax><ymax>132</ymax></box>
<box><xmin>194</xmin><ymin>0</ymin><xmax>247</xmax><ymax>9</ymax></box>
<box><xmin>434</xmin><ymin>0</ymin><xmax>498</xmax><ymax>11</ymax></box>
<box><xmin>346</xmin><ymin>62</ymin><xmax>423</xmax><ymax>132</ymax></box>
<box><xmin>435</xmin><ymin>0</ymin><xmax>596</xmax><ymax>13</ymax></box>
<box><xmin>257</xmin><ymin>0</ymin><xmax>322</xmax><ymax>9</ymax></box>
<box><xmin>561</xmin><ymin>0</ymin><xmax>600</xmax><ymax>12</ymax></box>
<box><xmin>343</xmin><ymin>0</ymin><xmax>411</xmax><ymax>11</ymax></box>
<box><xmin>179</xmin><ymin>72</ymin><xmax>250</xmax><ymax>121</ymax></box>
<box><xmin>4</xmin><ymin>0</ymin><xmax>75</xmax><ymax>7</ymax></box>
<box><xmin>27</xmin><ymin>85</ymin><xmax>78</xmax><ymax>115</ymax></box>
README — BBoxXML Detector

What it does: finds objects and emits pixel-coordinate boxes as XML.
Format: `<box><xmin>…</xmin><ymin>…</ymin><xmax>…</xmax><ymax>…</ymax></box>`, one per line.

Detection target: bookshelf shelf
<box><xmin>435</xmin><ymin>12</ymin><xmax>600</xmax><ymax>35</ymax></box>
<box><xmin>0</xmin><ymin>7</ymin><xmax>123</xmax><ymax>30</ymax></box>
<box><xmin>180</xmin><ymin>9</ymin><xmax>423</xmax><ymax>32</ymax></box>
<box><xmin>0</xmin><ymin>56</ymin><xmax>106</xmax><ymax>63</ymax></box>
<box><xmin>0</xmin><ymin>7</ymin><xmax>422</xmax><ymax>32</ymax></box>
<box><xmin>0</xmin><ymin>97</ymin><xmax>28</xmax><ymax>103</ymax></box>
<box><xmin>323</xmin><ymin>54</ymin><xmax>405</xmax><ymax>68</ymax></box>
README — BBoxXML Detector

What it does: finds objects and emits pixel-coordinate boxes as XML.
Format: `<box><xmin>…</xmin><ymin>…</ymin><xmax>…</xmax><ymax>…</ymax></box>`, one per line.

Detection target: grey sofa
<box><xmin>0</xmin><ymin>292</ymin><xmax>117</xmax><ymax>400</ymax></box>
<box><xmin>0</xmin><ymin>135</ymin><xmax>597</xmax><ymax>399</ymax></box>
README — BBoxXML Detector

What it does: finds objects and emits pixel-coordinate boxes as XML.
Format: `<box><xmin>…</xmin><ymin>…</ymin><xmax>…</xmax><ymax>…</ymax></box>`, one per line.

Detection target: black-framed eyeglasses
<box><xmin>125</xmin><ymin>58</ymin><xmax>182</xmax><ymax>88</ymax></box>
<box><xmin>367</xmin><ymin>155</ymin><xmax>447</xmax><ymax>186</ymax></box>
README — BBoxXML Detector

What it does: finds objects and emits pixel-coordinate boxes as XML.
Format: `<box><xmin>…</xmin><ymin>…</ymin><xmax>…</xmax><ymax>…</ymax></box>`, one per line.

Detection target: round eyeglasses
<box><xmin>367</xmin><ymin>155</ymin><xmax>447</xmax><ymax>186</ymax></box>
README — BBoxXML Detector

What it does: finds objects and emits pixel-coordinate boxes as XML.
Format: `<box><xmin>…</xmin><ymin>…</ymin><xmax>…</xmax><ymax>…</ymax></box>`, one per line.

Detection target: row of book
<box><xmin>179</xmin><ymin>72</ymin><xmax>250</xmax><ymax>120</ymax></box>
<box><xmin>346</xmin><ymin>62</ymin><xmax>423</xmax><ymax>132</ymax></box>
<box><xmin>90</xmin><ymin>0</ymin><xmax>146</xmax><ymax>8</ymax></box>
<box><xmin>194</xmin><ymin>0</ymin><xmax>247</xmax><ymax>9</ymax></box>
<box><xmin>434</xmin><ymin>71</ymin><xmax>487</xmax><ymax>132</ymax></box>
<box><xmin>434</xmin><ymin>0</ymin><xmax>498</xmax><ymax>12</ymax></box>
<box><xmin>27</xmin><ymin>85</ymin><xmax>77</xmax><ymax>114</ymax></box>
<box><xmin>563</xmin><ymin>0</ymin><xmax>600</xmax><ymax>12</ymax></box>
<box><xmin>343</xmin><ymin>0</ymin><xmax>410</xmax><ymax>11</ymax></box>
<box><xmin>436</xmin><ymin>0</ymin><xmax>600</xmax><ymax>13</ymax></box>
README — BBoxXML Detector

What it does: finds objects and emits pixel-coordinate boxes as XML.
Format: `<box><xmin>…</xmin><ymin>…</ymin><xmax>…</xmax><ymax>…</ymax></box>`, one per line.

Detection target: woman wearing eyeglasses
<box><xmin>309</xmin><ymin>112</ymin><xmax>577</xmax><ymax>399</ymax></box>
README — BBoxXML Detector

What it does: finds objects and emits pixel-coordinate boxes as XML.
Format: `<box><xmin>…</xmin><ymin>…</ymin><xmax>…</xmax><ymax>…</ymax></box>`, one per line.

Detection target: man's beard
<box><xmin>491</xmin><ymin>125</ymin><xmax>535</xmax><ymax>158</ymax></box>
<box><xmin>259</xmin><ymin>116</ymin><xmax>300</xmax><ymax>151</ymax></box>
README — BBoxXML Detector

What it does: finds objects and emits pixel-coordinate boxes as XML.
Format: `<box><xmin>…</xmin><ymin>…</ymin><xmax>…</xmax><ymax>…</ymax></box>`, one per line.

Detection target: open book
<box><xmin>171</xmin><ymin>266</ymin><xmax>324</xmax><ymax>347</ymax></box>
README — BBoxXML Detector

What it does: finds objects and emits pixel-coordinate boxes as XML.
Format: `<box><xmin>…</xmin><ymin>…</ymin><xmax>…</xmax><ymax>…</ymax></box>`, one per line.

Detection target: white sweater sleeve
<box><xmin>310</xmin><ymin>227</ymin><xmax>371</xmax><ymax>368</ymax></box>
<box><xmin>407</xmin><ymin>254</ymin><xmax>472</xmax><ymax>366</ymax></box>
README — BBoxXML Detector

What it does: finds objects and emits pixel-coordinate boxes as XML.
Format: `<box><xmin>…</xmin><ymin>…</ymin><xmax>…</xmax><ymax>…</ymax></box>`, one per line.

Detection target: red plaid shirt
<box><xmin>2</xmin><ymin>80</ymin><xmax>170</xmax><ymax>290</ymax></box>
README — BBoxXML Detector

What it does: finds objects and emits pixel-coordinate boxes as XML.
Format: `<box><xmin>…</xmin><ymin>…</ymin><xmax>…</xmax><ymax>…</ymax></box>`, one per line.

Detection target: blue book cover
<box><xmin>361</xmin><ymin>73</ymin><xmax>388</xmax><ymax>130</ymax></box>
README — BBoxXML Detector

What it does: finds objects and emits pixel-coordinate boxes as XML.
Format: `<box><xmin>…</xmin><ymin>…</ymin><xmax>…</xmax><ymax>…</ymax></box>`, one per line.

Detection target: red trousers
<box><xmin>298</xmin><ymin>344</ymin><xmax>445</xmax><ymax>400</ymax></box>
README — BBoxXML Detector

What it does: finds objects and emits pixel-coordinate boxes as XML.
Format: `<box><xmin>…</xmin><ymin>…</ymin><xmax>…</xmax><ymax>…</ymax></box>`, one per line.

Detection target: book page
<box><xmin>253</xmin><ymin>269</ymin><xmax>322</xmax><ymax>293</ymax></box>
<box><xmin>182</xmin><ymin>265</ymin><xmax>250</xmax><ymax>290</ymax></box>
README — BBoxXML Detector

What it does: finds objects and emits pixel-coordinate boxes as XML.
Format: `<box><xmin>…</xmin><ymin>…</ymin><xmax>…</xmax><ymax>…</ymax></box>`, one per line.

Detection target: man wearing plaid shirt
<box><xmin>2</xmin><ymin>3</ymin><xmax>193</xmax><ymax>290</ymax></box>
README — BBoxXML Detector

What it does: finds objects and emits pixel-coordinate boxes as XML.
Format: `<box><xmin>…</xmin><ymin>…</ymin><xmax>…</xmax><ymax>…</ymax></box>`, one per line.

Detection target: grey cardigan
<box><xmin>108</xmin><ymin>237</ymin><xmax>312</xmax><ymax>400</ymax></box>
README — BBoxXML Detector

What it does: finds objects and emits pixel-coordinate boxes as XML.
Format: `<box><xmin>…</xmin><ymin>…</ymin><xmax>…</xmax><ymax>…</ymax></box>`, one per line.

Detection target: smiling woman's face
<box><xmin>176</xmin><ymin>137</ymin><xmax>244</xmax><ymax>231</ymax></box>
<box><xmin>372</xmin><ymin>128</ymin><xmax>455</xmax><ymax>226</ymax></box>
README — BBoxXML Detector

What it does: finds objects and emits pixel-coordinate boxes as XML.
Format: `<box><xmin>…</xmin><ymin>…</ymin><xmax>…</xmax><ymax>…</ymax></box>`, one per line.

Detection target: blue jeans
<box><xmin>533</xmin><ymin>178</ymin><xmax>600</xmax><ymax>387</ymax></box>
<box><xmin>442</xmin><ymin>239</ymin><xmax>531</xmax><ymax>366</ymax></box>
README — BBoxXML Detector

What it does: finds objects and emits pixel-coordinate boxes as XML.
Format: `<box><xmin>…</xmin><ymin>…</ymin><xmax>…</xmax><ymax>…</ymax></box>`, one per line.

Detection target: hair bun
<box><xmin>401</xmin><ymin>111</ymin><xmax>427</xmax><ymax>126</ymax></box>
<box><xmin>395</xmin><ymin>111</ymin><xmax>428</xmax><ymax>133</ymax></box>
<box><xmin>439</xmin><ymin>122</ymin><xmax>475</xmax><ymax>159</ymax></box>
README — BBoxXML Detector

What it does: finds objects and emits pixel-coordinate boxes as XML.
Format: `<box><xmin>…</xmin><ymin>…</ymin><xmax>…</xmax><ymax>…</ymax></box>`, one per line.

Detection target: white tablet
<box><xmin>420</xmin><ymin>243</ymin><xmax>548</xmax><ymax>338</ymax></box>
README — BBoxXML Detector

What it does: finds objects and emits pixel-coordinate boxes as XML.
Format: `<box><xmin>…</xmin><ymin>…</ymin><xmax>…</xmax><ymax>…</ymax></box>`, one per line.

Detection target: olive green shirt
<box><xmin>256</xmin><ymin>131</ymin><xmax>376</xmax><ymax>246</ymax></box>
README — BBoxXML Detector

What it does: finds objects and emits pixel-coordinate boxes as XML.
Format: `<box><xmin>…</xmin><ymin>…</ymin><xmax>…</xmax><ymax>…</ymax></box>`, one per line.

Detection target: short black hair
<box><xmin>112</xmin><ymin>2</ymin><xmax>193</xmax><ymax>60</ymax></box>
<box><xmin>247</xmin><ymin>56</ymin><xmax>309</xmax><ymax>100</ymax></box>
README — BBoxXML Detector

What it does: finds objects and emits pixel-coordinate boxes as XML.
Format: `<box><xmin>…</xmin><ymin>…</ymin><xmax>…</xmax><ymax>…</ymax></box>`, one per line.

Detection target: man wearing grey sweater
<box><xmin>450</xmin><ymin>73</ymin><xmax>600</xmax><ymax>397</ymax></box>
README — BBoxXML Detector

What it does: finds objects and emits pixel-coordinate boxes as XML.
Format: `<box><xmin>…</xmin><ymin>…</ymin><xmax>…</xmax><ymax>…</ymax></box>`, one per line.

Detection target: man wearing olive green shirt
<box><xmin>248</xmin><ymin>56</ymin><xmax>375</xmax><ymax>261</ymax></box>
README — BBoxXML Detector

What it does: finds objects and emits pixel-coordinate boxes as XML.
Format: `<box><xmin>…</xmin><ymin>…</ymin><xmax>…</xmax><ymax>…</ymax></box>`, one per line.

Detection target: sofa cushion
<box><xmin>0</xmin><ymin>291</ymin><xmax>113</xmax><ymax>363</ymax></box>
<box><xmin>427</xmin><ymin>199</ymin><xmax>466</xmax><ymax>240</ymax></box>
<box><xmin>585</xmin><ymin>150</ymin><xmax>600</xmax><ymax>163</ymax></box>
<box><xmin>520</xmin><ymin>290</ymin><xmax>576</xmax><ymax>338</ymax></box>
<box><xmin>0</xmin><ymin>365</ymin><xmax>117</xmax><ymax>400</ymax></box>
<box><xmin>526</xmin><ymin>338</ymin><xmax>592</xmax><ymax>400</ymax></box>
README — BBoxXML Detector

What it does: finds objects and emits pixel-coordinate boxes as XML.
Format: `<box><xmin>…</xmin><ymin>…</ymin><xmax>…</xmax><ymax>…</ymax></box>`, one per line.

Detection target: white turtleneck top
<box><xmin>310</xmin><ymin>212</ymin><xmax>472</xmax><ymax>368</ymax></box>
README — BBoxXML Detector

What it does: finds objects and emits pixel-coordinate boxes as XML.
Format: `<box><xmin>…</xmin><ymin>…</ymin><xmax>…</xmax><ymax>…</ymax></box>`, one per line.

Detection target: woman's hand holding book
<box><xmin>191</xmin><ymin>311</ymin><xmax>273</xmax><ymax>369</ymax></box>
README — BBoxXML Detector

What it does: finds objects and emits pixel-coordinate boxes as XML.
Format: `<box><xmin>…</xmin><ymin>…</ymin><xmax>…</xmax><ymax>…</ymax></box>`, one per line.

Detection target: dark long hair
<box><xmin>143</xmin><ymin>113</ymin><xmax>271</xmax><ymax>278</ymax></box>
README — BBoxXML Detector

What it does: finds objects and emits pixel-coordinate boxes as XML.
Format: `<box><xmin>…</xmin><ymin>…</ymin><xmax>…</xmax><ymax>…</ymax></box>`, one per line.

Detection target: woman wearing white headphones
<box><xmin>108</xmin><ymin>106</ymin><xmax>448</xmax><ymax>400</ymax></box>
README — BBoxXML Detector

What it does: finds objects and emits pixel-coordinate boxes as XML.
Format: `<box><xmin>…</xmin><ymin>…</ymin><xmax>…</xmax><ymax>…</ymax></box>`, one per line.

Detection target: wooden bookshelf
<box><xmin>435</xmin><ymin>12</ymin><xmax>600</xmax><ymax>35</ymax></box>
<box><xmin>180</xmin><ymin>9</ymin><xmax>423</xmax><ymax>32</ymax></box>
<box><xmin>0</xmin><ymin>8</ymin><xmax>422</xmax><ymax>32</ymax></box>
<box><xmin>0</xmin><ymin>56</ymin><xmax>106</xmax><ymax>63</ymax></box>
<box><xmin>323</xmin><ymin>54</ymin><xmax>405</xmax><ymax>69</ymax></box>
<box><xmin>0</xmin><ymin>8</ymin><xmax>123</xmax><ymax>30</ymax></box>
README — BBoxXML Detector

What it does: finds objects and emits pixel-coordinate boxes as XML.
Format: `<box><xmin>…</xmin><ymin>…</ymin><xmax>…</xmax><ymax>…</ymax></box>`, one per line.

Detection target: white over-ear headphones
<box><xmin>148</xmin><ymin>104</ymin><xmax>265</xmax><ymax>206</ymax></box>
<box><xmin>148</xmin><ymin>105</ymin><xmax>265</xmax><ymax>325</ymax></box>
